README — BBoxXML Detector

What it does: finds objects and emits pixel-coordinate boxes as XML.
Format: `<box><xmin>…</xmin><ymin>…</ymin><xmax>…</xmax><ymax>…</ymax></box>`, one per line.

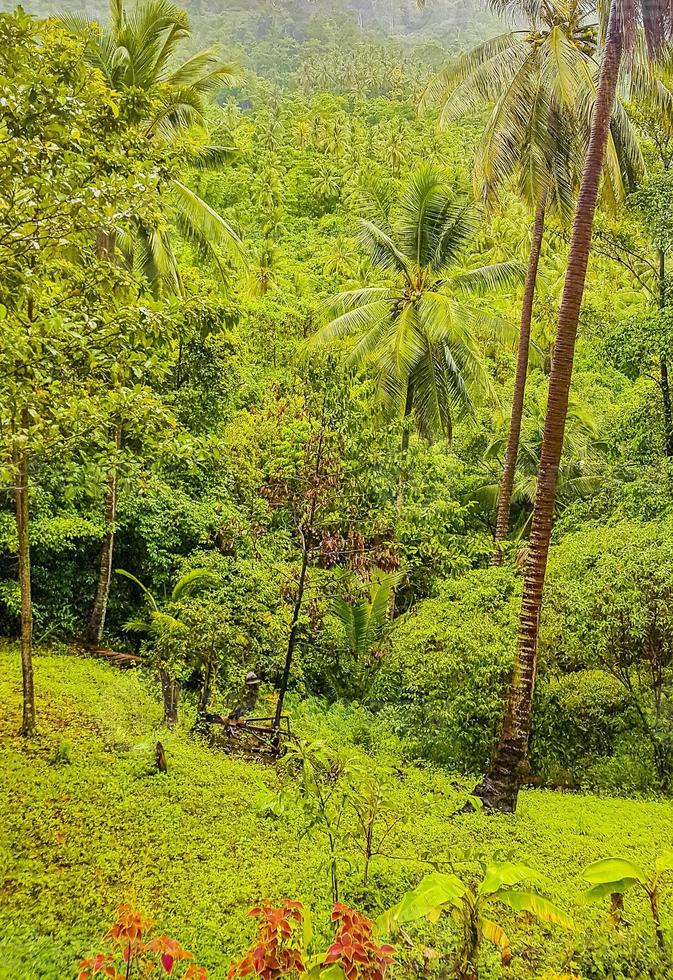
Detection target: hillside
<box><xmin>2</xmin><ymin>647</ymin><xmax>673</xmax><ymax>979</ymax></box>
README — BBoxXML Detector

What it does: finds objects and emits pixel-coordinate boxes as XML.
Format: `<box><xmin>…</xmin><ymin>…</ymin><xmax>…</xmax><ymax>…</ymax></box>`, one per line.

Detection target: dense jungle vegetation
<box><xmin>3</xmin><ymin>0</ymin><xmax>673</xmax><ymax>976</ymax></box>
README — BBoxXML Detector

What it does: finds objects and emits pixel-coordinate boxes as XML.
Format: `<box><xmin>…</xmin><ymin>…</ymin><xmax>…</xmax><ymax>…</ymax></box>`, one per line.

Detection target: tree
<box><xmin>61</xmin><ymin>0</ymin><xmax>244</xmax><ymax>294</ymax></box>
<box><xmin>378</xmin><ymin>860</ymin><xmax>572</xmax><ymax>979</ymax></box>
<box><xmin>474</xmin><ymin>0</ymin><xmax>672</xmax><ymax>812</ymax></box>
<box><xmin>61</xmin><ymin>0</ymin><xmax>245</xmax><ymax>646</ymax></box>
<box><xmin>0</xmin><ymin>11</ymin><xmax>170</xmax><ymax>733</ymax></box>
<box><xmin>473</xmin><ymin>390</ymin><xmax>607</xmax><ymax>537</ymax></box>
<box><xmin>118</xmin><ymin>567</ymin><xmax>219</xmax><ymax>726</ymax></box>
<box><xmin>421</xmin><ymin>0</ymin><xmax>642</xmax><ymax>562</ymax></box>
<box><xmin>309</xmin><ymin>167</ymin><xmax>524</xmax><ymax>464</ymax></box>
<box><xmin>592</xmin><ymin>169</ymin><xmax>673</xmax><ymax>457</ymax></box>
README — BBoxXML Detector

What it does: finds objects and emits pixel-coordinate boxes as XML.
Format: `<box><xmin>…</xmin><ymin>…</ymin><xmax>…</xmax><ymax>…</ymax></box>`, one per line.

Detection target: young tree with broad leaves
<box><xmin>0</xmin><ymin>11</ymin><xmax>173</xmax><ymax>733</ymax></box>
<box><xmin>60</xmin><ymin>0</ymin><xmax>246</xmax><ymax>646</ymax></box>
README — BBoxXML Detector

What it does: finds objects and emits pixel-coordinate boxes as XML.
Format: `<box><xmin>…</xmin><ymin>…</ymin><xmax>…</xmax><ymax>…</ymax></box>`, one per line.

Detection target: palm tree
<box><xmin>473</xmin><ymin>392</ymin><xmax>607</xmax><ymax>536</ymax></box>
<box><xmin>329</xmin><ymin>571</ymin><xmax>404</xmax><ymax>701</ymax></box>
<box><xmin>118</xmin><ymin>567</ymin><xmax>219</xmax><ymax>726</ymax></box>
<box><xmin>61</xmin><ymin>0</ymin><xmax>244</xmax><ymax>294</ymax></box>
<box><xmin>474</xmin><ymin>0</ymin><xmax>673</xmax><ymax>813</ymax></box>
<box><xmin>309</xmin><ymin>167</ymin><xmax>524</xmax><ymax>457</ymax></box>
<box><xmin>420</xmin><ymin>0</ymin><xmax>642</xmax><ymax>564</ymax></box>
<box><xmin>64</xmin><ymin>0</ymin><xmax>243</xmax><ymax>647</ymax></box>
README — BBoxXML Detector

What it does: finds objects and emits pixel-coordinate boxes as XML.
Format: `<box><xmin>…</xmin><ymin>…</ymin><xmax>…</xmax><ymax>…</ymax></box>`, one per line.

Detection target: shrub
<box><xmin>372</xmin><ymin>568</ymin><xmax>518</xmax><ymax>771</ymax></box>
<box><xmin>77</xmin><ymin>904</ymin><xmax>207</xmax><ymax>980</ymax></box>
<box><xmin>544</xmin><ymin>520</ymin><xmax>673</xmax><ymax>790</ymax></box>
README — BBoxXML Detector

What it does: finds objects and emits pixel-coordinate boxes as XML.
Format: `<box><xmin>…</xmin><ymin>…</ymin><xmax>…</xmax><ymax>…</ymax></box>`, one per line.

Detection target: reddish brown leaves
<box><xmin>228</xmin><ymin>900</ymin><xmax>307</xmax><ymax>980</ymax></box>
<box><xmin>78</xmin><ymin>904</ymin><xmax>207</xmax><ymax>980</ymax></box>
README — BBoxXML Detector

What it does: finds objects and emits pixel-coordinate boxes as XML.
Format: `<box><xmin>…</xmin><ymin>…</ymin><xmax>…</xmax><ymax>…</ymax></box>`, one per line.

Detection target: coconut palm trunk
<box><xmin>396</xmin><ymin>379</ymin><xmax>415</xmax><ymax>512</ymax></box>
<box><xmin>492</xmin><ymin>199</ymin><xmax>546</xmax><ymax>564</ymax></box>
<box><xmin>86</xmin><ymin>424</ymin><xmax>122</xmax><ymax>645</ymax></box>
<box><xmin>475</xmin><ymin>3</ymin><xmax>624</xmax><ymax>812</ymax></box>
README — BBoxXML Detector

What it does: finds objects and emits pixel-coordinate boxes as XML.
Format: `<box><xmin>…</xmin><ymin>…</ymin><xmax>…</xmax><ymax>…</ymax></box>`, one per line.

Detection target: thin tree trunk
<box><xmin>273</xmin><ymin>537</ymin><xmax>310</xmax><ymax>730</ymax></box>
<box><xmin>86</xmin><ymin>425</ymin><xmax>122</xmax><ymax>645</ymax></box>
<box><xmin>657</xmin><ymin>248</ymin><xmax>673</xmax><ymax>456</ymax></box>
<box><xmin>492</xmin><ymin>201</ymin><xmax>546</xmax><ymax>565</ymax></box>
<box><xmin>396</xmin><ymin>380</ymin><xmax>414</xmax><ymax>512</ymax></box>
<box><xmin>15</xmin><ymin>441</ymin><xmax>35</xmax><ymax>736</ymax></box>
<box><xmin>474</xmin><ymin>6</ymin><xmax>623</xmax><ymax>812</ymax></box>
<box><xmin>159</xmin><ymin>667</ymin><xmax>178</xmax><ymax>727</ymax></box>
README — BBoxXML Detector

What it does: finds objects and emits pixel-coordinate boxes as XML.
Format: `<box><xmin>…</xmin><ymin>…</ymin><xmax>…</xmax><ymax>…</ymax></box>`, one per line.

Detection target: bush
<box><xmin>543</xmin><ymin>520</ymin><xmax>673</xmax><ymax>791</ymax></box>
<box><xmin>372</xmin><ymin>568</ymin><xmax>518</xmax><ymax>771</ymax></box>
<box><xmin>531</xmin><ymin>670</ymin><xmax>634</xmax><ymax>789</ymax></box>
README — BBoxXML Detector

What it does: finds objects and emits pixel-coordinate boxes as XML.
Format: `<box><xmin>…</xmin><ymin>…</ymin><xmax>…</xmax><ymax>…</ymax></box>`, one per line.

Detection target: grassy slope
<box><xmin>1</xmin><ymin>646</ymin><xmax>673</xmax><ymax>979</ymax></box>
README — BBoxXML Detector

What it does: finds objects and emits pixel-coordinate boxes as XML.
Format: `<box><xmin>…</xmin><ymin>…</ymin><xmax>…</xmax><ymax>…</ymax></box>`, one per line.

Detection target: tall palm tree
<box><xmin>309</xmin><ymin>167</ymin><xmax>524</xmax><ymax>456</ymax></box>
<box><xmin>474</xmin><ymin>0</ymin><xmax>673</xmax><ymax>813</ymax></box>
<box><xmin>420</xmin><ymin>0</ymin><xmax>642</xmax><ymax>564</ymax></box>
<box><xmin>62</xmin><ymin>0</ymin><xmax>244</xmax><ymax>294</ymax></box>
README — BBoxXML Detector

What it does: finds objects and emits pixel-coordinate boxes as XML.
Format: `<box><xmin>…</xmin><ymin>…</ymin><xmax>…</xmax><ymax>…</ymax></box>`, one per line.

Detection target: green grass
<box><xmin>2</xmin><ymin>645</ymin><xmax>673</xmax><ymax>979</ymax></box>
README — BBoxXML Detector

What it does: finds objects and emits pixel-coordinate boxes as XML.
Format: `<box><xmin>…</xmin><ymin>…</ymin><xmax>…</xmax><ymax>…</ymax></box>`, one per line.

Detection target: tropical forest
<box><xmin>3</xmin><ymin>0</ymin><xmax>673</xmax><ymax>976</ymax></box>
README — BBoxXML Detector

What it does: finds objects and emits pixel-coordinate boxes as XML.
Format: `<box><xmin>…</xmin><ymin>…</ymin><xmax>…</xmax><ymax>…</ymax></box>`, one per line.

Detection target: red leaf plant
<box><xmin>228</xmin><ymin>901</ymin><xmax>395</xmax><ymax>980</ymax></box>
<box><xmin>228</xmin><ymin>899</ymin><xmax>306</xmax><ymax>980</ymax></box>
<box><xmin>323</xmin><ymin>903</ymin><xmax>395</xmax><ymax>980</ymax></box>
<box><xmin>78</xmin><ymin>903</ymin><xmax>207</xmax><ymax>980</ymax></box>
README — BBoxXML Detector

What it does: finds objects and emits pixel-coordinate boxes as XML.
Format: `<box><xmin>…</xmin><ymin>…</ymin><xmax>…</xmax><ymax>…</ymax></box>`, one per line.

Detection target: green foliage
<box><xmin>4</xmin><ymin>650</ymin><xmax>673</xmax><ymax>978</ymax></box>
<box><xmin>544</xmin><ymin>520</ymin><xmax>673</xmax><ymax>788</ymax></box>
<box><xmin>373</xmin><ymin>568</ymin><xmax>518</xmax><ymax>770</ymax></box>
<box><xmin>378</xmin><ymin>858</ymin><xmax>572</xmax><ymax>978</ymax></box>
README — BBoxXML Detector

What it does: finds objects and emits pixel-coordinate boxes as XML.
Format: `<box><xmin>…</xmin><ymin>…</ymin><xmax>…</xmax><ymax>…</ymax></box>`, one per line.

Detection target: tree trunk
<box><xmin>657</xmin><ymin>249</ymin><xmax>673</xmax><ymax>456</ymax></box>
<box><xmin>492</xmin><ymin>201</ymin><xmax>546</xmax><ymax>565</ymax></box>
<box><xmin>396</xmin><ymin>380</ymin><xmax>414</xmax><ymax>513</ymax></box>
<box><xmin>159</xmin><ymin>668</ymin><xmax>179</xmax><ymax>727</ymax></box>
<box><xmin>474</xmin><ymin>6</ymin><xmax>623</xmax><ymax>812</ymax></box>
<box><xmin>86</xmin><ymin>425</ymin><xmax>122</xmax><ymax>645</ymax></box>
<box><xmin>15</xmin><ymin>443</ymin><xmax>35</xmax><ymax>736</ymax></box>
<box><xmin>197</xmin><ymin>658</ymin><xmax>216</xmax><ymax>717</ymax></box>
<box><xmin>273</xmin><ymin>538</ymin><xmax>310</xmax><ymax>730</ymax></box>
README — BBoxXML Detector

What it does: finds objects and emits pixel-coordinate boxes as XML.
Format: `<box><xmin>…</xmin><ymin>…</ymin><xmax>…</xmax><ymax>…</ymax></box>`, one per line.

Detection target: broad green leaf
<box><xmin>377</xmin><ymin>872</ymin><xmax>466</xmax><ymax>932</ymax></box>
<box><xmin>495</xmin><ymin>890</ymin><xmax>574</xmax><ymax>930</ymax></box>
<box><xmin>583</xmin><ymin>880</ymin><xmax>637</xmax><ymax>902</ymax></box>
<box><xmin>582</xmin><ymin>858</ymin><xmax>646</xmax><ymax>886</ymax></box>
<box><xmin>655</xmin><ymin>850</ymin><xmax>673</xmax><ymax>874</ymax></box>
<box><xmin>479</xmin><ymin>861</ymin><xmax>540</xmax><ymax>896</ymax></box>
<box><xmin>302</xmin><ymin>904</ymin><xmax>313</xmax><ymax>949</ymax></box>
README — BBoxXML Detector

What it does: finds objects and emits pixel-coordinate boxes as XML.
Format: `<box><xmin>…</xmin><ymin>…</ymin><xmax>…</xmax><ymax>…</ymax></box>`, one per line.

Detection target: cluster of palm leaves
<box><xmin>473</xmin><ymin>393</ymin><xmax>607</xmax><ymax>535</ymax></box>
<box><xmin>327</xmin><ymin>571</ymin><xmax>405</xmax><ymax>701</ymax></box>
<box><xmin>420</xmin><ymin>0</ymin><xmax>642</xmax><ymax>215</ymax></box>
<box><xmin>310</xmin><ymin>166</ymin><xmax>525</xmax><ymax>446</ymax></box>
<box><xmin>61</xmin><ymin>0</ymin><xmax>244</xmax><ymax>294</ymax></box>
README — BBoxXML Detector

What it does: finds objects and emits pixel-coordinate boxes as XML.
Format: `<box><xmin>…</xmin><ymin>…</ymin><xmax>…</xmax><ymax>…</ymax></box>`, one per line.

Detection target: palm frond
<box><xmin>419</xmin><ymin>33</ymin><xmax>524</xmax><ymax>114</ymax></box>
<box><xmin>171</xmin><ymin>568</ymin><xmax>220</xmax><ymax>602</ymax></box>
<box><xmin>169</xmin><ymin>179</ymin><xmax>245</xmax><ymax>269</ymax></box>
<box><xmin>164</xmin><ymin>48</ymin><xmax>238</xmax><ymax>90</ymax></box>
<box><xmin>115</xmin><ymin>568</ymin><xmax>158</xmax><ymax>610</ymax></box>
<box><xmin>357</xmin><ymin>219</ymin><xmax>412</xmax><ymax>278</ymax></box>
<box><xmin>449</xmin><ymin>261</ymin><xmax>526</xmax><ymax>295</ymax></box>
